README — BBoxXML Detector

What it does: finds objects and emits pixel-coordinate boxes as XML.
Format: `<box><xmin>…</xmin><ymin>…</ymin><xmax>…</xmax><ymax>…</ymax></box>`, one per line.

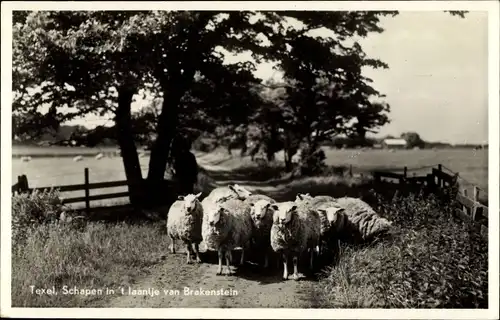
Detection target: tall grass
<box><xmin>318</xmin><ymin>192</ymin><xmax>488</xmax><ymax>308</ymax></box>
<box><xmin>11</xmin><ymin>191</ymin><xmax>171</xmax><ymax>307</ymax></box>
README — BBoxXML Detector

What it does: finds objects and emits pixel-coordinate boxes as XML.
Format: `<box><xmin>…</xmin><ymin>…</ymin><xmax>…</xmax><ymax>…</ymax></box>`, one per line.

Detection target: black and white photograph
<box><xmin>1</xmin><ymin>1</ymin><xmax>499</xmax><ymax>318</ymax></box>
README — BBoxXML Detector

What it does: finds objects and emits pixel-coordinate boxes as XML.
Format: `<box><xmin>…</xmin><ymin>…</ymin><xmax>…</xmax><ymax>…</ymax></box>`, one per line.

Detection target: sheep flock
<box><xmin>166</xmin><ymin>184</ymin><xmax>393</xmax><ymax>280</ymax></box>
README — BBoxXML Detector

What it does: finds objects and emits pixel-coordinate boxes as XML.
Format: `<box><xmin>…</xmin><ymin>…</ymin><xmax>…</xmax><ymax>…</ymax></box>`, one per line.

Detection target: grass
<box><xmin>317</xmin><ymin>192</ymin><xmax>488</xmax><ymax>308</ymax></box>
<box><xmin>12</xmin><ymin>218</ymin><xmax>170</xmax><ymax>307</ymax></box>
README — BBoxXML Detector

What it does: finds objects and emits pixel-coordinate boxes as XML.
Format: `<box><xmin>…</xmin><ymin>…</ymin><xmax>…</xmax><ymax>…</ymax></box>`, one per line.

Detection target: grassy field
<box><xmin>10</xmin><ymin>148</ymin><xmax>488</xmax><ymax>308</ymax></box>
<box><xmin>11</xmin><ymin>146</ymin><xmax>489</xmax><ymax>208</ymax></box>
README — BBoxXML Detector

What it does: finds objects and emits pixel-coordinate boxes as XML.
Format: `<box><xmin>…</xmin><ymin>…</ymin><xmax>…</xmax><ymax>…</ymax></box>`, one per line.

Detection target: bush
<box><xmin>12</xmin><ymin>189</ymin><xmax>64</xmax><ymax>246</ymax></box>
<box><xmin>298</xmin><ymin>145</ymin><xmax>327</xmax><ymax>176</ymax></box>
<box><xmin>192</xmin><ymin>136</ymin><xmax>218</xmax><ymax>153</ymax></box>
<box><xmin>319</xmin><ymin>192</ymin><xmax>488</xmax><ymax>308</ymax></box>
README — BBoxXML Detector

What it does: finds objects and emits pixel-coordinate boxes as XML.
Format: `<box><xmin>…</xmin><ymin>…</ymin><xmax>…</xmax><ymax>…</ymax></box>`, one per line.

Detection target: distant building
<box><xmin>382</xmin><ymin>138</ymin><xmax>407</xmax><ymax>149</ymax></box>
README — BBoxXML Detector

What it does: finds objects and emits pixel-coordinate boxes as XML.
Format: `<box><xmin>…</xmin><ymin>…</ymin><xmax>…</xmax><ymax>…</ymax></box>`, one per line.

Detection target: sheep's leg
<box><xmin>309</xmin><ymin>247</ymin><xmax>314</xmax><ymax>270</ymax></box>
<box><xmin>193</xmin><ymin>243</ymin><xmax>201</xmax><ymax>263</ymax></box>
<box><xmin>170</xmin><ymin>236</ymin><xmax>176</xmax><ymax>254</ymax></box>
<box><xmin>334</xmin><ymin>239</ymin><xmax>341</xmax><ymax>265</ymax></box>
<box><xmin>216</xmin><ymin>248</ymin><xmax>223</xmax><ymax>275</ymax></box>
<box><xmin>239</xmin><ymin>248</ymin><xmax>245</xmax><ymax>265</ymax></box>
<box><xmin>185</xmin><ymin>242</ymin><xmax>194</xmax><ymax>264</ymax></box>
<box><xmin>282</xmin><ymin>253</ymin><xmax>289</xmax><ymax>280</ymax></box>
<box><xmin>291</xmin><ymin>255</ymin><xmax>300</xmax><ymax>281</ymax></box>
<box><xmin>225</xmin><ymin>250</ymin><xmax>234</xmax><ymax>276</ymax></box>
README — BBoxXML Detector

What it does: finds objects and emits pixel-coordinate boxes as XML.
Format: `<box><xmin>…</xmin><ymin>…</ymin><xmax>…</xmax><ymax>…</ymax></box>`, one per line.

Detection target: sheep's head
<box><xmin>250</xmin><ymin>199</ymin><xmax>274</xmax><ymax>226</ymax></box>
<box><xmin>178</xmin><ymin>192</ymin><xmax>202</xmax><ymax>214</ymax></box>
<box><xmin>295</xmin><ymin>193</ymin><xmax>313</xmax><ymax>202</ymax></box>
<box><xmin>229</xmin><ymin>184</ymin><xmax>252</xmax><ymax>200</ymax></box>
<box><xmin>317</xmin><ymin>204</ymin><xmax>345</xmax><ymax>227</ymax></box>
<box><xmin>271</xmin><ymin>202</ymin><xmax>297</xmax><ymax>227</ymax></box>
<box><xmin>206</xmin><ymin>203</ymin><xmax>228</xmax><ymax>234</ymax></box>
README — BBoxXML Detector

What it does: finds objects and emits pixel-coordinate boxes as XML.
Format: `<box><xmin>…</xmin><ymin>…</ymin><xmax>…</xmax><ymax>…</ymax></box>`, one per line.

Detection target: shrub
<box><xmin>12</xmin><ymin>189</ymin><xmax>64</xmax><ymax>246</ymax></box>
<box><xmin>298</xmin><ymin>145</ymin><xmax>327</xmax><ymax>176</ymax></box>
<box><xmin>192</xmin><ymin>136</ymin><xmax>218</xmax><ymax>153</ymax></box>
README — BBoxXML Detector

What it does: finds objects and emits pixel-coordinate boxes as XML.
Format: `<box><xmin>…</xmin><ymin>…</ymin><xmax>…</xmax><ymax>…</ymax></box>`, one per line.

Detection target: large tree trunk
<box><xmin>145</xmin><ymin>88</ymin><xmax>184</xmax><ymax>206</ymax></box>
<box><xmin>115</xmin><ymin>86</ymin><xmax>143</xmax><ymax>206</ymax></box>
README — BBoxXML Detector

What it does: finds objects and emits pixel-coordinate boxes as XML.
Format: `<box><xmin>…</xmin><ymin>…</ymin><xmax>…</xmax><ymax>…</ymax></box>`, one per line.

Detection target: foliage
<box><xmin>320</xmin><ymin>192</ymin><xmax>488</xmax><ymax>308</ymax></box>
<box><xmin>12</xmin><ymin>189</ymin><xmax>64</xmax><ymax>246</ymax></box>
<box><xmin>401</xmin><ymin>131</ymin><xmax>425</xmax><ymax>149</ymax></box>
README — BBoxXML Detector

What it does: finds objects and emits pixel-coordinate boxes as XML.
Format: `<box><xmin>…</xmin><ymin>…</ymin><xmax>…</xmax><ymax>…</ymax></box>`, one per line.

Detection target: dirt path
<box><xmin>106</xmin><ymin>154</ymin><xmax>327</xmax><ymax>308</ymax></box>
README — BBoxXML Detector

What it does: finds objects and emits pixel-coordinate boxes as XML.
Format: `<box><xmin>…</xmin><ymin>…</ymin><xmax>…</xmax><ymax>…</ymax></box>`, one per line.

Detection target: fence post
<box><xmin>84</xmin><ymin>168</ymin><xmax>90</xmax><ymax>215</ymax></box>
<box><xmin>472</xmin><ymin>186</ymin><xmax>479</xmax><ymax>221</ymax></box>
<box><xmin>18</xmin><ymin>174</ymin><xmax>29</xmax><ymax>192</ymax></box>
<box><xmin>438</xmin><ymin>164</ymin><xmax>443</xmax><ymax>188</ymax></box>
<box><xmin>462</xmin><ymin>188</ymin><xmax>468</xmax><ymax>216</ymax></box>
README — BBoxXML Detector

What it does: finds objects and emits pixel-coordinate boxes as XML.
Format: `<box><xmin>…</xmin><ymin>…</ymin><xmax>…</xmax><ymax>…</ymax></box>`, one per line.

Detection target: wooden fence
<box><xmin>373</xmin><ymin>164</ymin><xmax>489</xmax><ymax>239</ymax></box>
<box><xmin>12</xmin><ymin>168</ymin><xmax>174</xmax><ymax>214</ymax></box>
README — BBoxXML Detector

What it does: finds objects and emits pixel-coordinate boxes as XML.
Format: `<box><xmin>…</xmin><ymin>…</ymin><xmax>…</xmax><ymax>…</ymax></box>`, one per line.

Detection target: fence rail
<box><xmin>12</xmin><ymin>168</ymin><xmax>175</xmax><ymax>214</ymax></box>
<box><xmin>373</xmin><ymin>164</ymin><xmax>489</xmax><ymax>240</ymax></box>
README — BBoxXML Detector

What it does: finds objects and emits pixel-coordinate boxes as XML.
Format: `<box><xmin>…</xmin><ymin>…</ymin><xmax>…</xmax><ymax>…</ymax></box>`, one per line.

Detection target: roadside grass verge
<box><xmin>316</xmin><ymin>193</ymin><xmax>488</xmax><ymax>308</ymax></box>
<box><xmin>11</xmin><ymin>190</ymin><xmax>171</xmax><ymax>307</ymax></box>
<box><xmin>12</xmin><ymin>220</ymin><xmax>170</xmax><ymax>307</ymax></box>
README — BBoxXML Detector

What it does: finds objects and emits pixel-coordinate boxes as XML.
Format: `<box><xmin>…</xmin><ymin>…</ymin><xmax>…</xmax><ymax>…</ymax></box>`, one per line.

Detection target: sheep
<box><xmin>166</xmin><ymin>192</ymin><xmax>204</xmax><ymax>264</ymax></box>
<box><xmin>315</xmin><ymin>201</ymin><xmax>347</xmax><ymax>263</ymax></box>
<box><xmin>331</xmin><ymin>197</ymin><xmax>393</xmax><ymax>243</ymax></box>
<box><xmin>95</xmin><ymin>153</ymin><xmax>104</xmax><ymax>160</ymax></box>
<box><xmin>73</xmin><ymin>155</ymin><xmax>83</xmax><ymax>162</ymax></box>
<box><xmin>270</xmin><ymin>201</ymin><xmax>321</xmax><ymax>280</ymax></box>
<box><xmin>201</xmin><ymin>196</ymin><xmax>254</xmax><ymax>276</ymax></box>
<box><xmin>244</xmin><ymin>194</ymin><xmax>276</xmax><ymax>268</ymax></box>
<box><xmin>295</xmin><ymin>193</ymin><xmax>336</xmax><ymax>255</ymax></box>
<box><xmin>20</xmin><ymin>156</ymin><xmax>32</xmax><ymax>162</ymax></box>
<box><xmin>201</xmin><ymin>184</ymin><xmax>252</xmax><ymax>207</ymax></box>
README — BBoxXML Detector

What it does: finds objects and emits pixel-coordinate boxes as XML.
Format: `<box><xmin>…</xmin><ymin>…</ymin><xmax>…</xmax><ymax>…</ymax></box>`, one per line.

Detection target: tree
<box><xmin>401</xmin><ymin>132</ymin><xmax>426</xmax><ymax>149</ymax></box>
<box><xmin>13</xmin><ymin>10</ymin><xmax>466</xmax><ymax>204</ymax></box>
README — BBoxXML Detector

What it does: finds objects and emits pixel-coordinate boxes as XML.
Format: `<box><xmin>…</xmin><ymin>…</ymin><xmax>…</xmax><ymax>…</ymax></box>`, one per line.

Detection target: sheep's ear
<box><xmin>270</xmin><ymin>204</ymin><xmax>279</xmax><ymax>211</ymax></box>
<box><xmin>177</xmin><ymin>195</ymin><xmax>185</xmax><ymax>201</ymax></box>
<box><xmin>317</xmin><ymin>208</ymin><xmax>326</xmax><ymax>215</ymax></box>
<box><xmin>195</xmin><ymin>192</ymin><xmax>202</xmax><ymax>199</ymax></box>
<box><xmin>250</xmin><ymin>202</ymin><xmax>255</xmax><ymax>207</ymax></box>
<box><xmin>229</xmin><ymin>184</ymin><xmax>236</xmax><ymax>192</ymax></box>
<box><xmin>265</xmin><ymin>202</ymin><xmax>271</xmax><ymax>209</ymax></box>
<box><xmin>297</xmin><ymin>194</ymin><xmax>303</xmax><ymax>200</ymax></box>
<box><xmin>290</xmin><ymin>205</ymin><xmax>297</xmax><ymax>212</ymax></box>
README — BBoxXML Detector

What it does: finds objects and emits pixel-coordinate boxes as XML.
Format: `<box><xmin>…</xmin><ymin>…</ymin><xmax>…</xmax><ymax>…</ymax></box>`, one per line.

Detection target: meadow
<box><xmin>12</xmin><ymin>146</ymin><xmax>489</xmax><ymax>208</ymax></box>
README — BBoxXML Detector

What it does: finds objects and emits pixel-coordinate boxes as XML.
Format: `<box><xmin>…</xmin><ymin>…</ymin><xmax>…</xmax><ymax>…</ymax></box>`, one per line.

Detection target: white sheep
<box><xmin>244</xmin><ymin>194</ymin><xmax>276</xmax><ymax>268</ymax></box>
<box><xmin>166</xmin><ymin>192</ymin><xmax>204</xmax><ymax>264</ymax></box>
<box><xmin>95</xmin><ymin>153</ymin><xmax>104</xmax><ymax>160</ymax></box>
<box><xmin>295</xmin><ymin>193</ymin><xmax>336</xmax><ymax>255</ymax></box>
<box><xmin>201</xmin><ymin>184</ymin><xmax>253</xmax><ymax>207</ymax></box>
<box><xmin>201</xmin><ymin>196</ymin><xmax>254</xmax><ymax>276</ymax></box>
<box><xmin>73</xmin><ymin>155</ymin><xmax>83</xmax><ymax>162</ymax></box>
<box><xmin>315</xmin><ymin>201</ymin><xmax>347</xmax><ymax>262</ymax></box>
<box><xmin>331</xmin><ymin>197</ymin><xmax>393</xmax><ymax>243</ymax></box>
<box><xmin>20</xmin><ymin>156</ymin><xmax>32</xmax><ymax>162</ymax></box>
<box><xmin>270</xmin><ymin>201</ymin><xmax>321</xmax><ymax>280</ymax></box>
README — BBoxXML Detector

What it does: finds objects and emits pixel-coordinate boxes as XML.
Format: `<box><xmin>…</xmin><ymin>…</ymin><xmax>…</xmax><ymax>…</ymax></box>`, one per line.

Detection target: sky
<box><xmin>68</xmin><ymin>11</ymin><xmax>489</xmax><ymax>145</ymax></box>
